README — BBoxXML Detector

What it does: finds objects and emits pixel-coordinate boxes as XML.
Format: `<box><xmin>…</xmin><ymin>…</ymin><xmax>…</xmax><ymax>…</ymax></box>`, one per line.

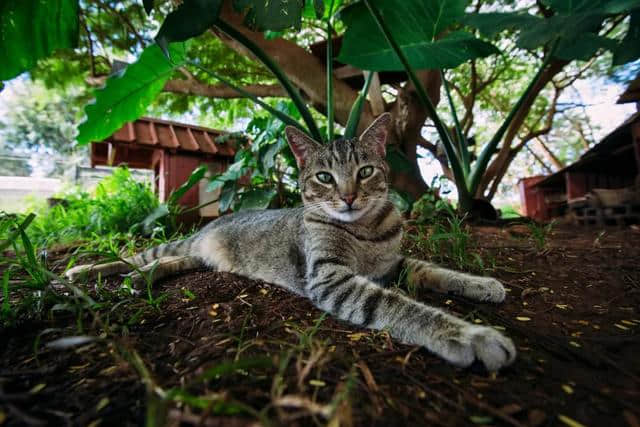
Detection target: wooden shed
<box><xmin>90</xmin><ymin>117</ymin><xmax>238</xmax><ymax>221</ymax></box>
<box><xmin>519</xmin><ymin>107</ymin><xmax>640</xmax><ymax>225</ymax></box>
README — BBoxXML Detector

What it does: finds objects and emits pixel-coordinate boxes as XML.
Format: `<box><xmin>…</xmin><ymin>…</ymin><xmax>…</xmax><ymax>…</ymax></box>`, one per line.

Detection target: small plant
<box><xmin>527</xmin><ymin>220</ymin><xmax>555</xmax><ymax>252</ymax></box>
<box><xmin>410</xmin><ymin>209</ymin><xmax>485</xmax><ymax>273</ymax></box>
<box><xmin>410</xmin><ymin>177</ymin><xmax>455</xmax><ymax>224</ymax></box>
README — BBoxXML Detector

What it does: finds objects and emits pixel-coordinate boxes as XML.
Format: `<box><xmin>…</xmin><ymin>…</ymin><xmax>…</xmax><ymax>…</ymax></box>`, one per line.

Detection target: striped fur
<box><xmin>67</xmin><ymin>113</ymin><xmax>515</xmax><ymax>371</ymax></box>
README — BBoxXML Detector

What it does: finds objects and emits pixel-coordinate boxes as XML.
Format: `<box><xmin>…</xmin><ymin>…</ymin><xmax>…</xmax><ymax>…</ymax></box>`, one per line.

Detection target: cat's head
<box><xmin>285</xmin><ymin>113</ymin><xmax>391</xmax><ymax>223</ymax></box>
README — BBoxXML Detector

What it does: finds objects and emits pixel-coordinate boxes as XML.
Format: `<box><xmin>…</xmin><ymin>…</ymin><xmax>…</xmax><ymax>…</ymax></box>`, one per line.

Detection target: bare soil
<box><xmin>1</xmin><ymin>224</ymin><xmax>639</xmax><ymax>426</ymax></box>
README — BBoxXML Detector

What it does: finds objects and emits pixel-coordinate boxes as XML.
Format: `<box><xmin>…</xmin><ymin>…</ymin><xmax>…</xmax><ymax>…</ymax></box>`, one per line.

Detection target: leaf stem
<box><xmin>344</xmin><ymin>71</ymin><xmax>374</xmax><ymax>138</ymax></box>
<box><xmin>362</xmin><ymin>0</ymin><xmax>469</xmax><ymax>203</ymax></box>
<box><xmin>468</xmin><ymin>47</ymin><xmax>556</xmax><ymax>194</ymax></box>
<box><xmin>214</xmin><ymin>20</ymin><xmax>322</xmax><ymax>141</ymax></box>
<box><xmin>441</xmin><ymin>70</ymin><xmax>469</xmax><ymax>176</ymax></box>
<box><xmin>190</xmin><ymin>62</ymin><xmax>308</xmax><ymax>133</ymax></box>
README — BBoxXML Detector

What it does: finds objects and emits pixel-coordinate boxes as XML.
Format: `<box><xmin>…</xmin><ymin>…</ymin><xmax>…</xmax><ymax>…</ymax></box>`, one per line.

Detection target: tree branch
<box><xmin>163</xmin><ymin>79</ymin><xmax>286</xmax><ymax>98</ymax></box>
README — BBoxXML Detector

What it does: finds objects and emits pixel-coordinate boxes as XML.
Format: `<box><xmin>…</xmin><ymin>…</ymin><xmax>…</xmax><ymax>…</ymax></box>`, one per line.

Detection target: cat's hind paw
<box><xmin>65</xmin><ymin>264</ymin><xmax>92</xmax><ymax>283</ymax></box>
<box><xmin>443</xmin><ymin>325</ymin><xmax>516</xmax><ymax>372</ymax></box>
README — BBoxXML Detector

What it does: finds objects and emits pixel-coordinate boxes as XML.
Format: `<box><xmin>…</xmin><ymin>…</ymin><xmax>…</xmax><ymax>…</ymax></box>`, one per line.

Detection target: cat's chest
<box><xmin>311</xmin><ymin>225</ymin><xmax>402</xmax><ymax>278</ymax></box>
<box><xmin>350</xmin><ymin>231</ymin><xmax>402</xmax><ymax>278</ymax></box>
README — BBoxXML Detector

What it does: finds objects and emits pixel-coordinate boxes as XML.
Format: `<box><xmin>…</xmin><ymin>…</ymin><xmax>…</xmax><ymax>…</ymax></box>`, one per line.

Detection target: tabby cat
<box><xmin>67</xmin><ymin>113</ymin><xmax>516</xmax><ymax>371</ymax></box>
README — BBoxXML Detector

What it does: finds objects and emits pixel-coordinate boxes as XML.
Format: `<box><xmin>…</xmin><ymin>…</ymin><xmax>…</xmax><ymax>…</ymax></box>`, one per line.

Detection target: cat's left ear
<box><xmin>285</xmin><ymin>126</ymin><xmax>322</xmax><ymax>168</ymax></box>
<box><xmin>359</xmin><ymin>113</ymin><xmax>392</xmax><ymax>157</ymax></box>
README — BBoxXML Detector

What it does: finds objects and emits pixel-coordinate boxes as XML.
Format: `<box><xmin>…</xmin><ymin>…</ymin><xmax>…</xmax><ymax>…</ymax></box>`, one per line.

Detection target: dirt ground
<box><xmin>1</xmin><ymin>224</ymin><xmax>639</xmax><ymax>427</ymax></box>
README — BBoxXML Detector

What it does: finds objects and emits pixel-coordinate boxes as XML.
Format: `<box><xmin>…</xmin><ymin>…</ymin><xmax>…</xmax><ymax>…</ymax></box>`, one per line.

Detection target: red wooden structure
<box><xmin>90</xmin><ymin>117</ymin><xmax>237</xmax><ymax>220</ymax></box>
<box><xmin>519</xmin><ymin>112</ymin><xmax>640</xmax><ymax>224</ymax></box>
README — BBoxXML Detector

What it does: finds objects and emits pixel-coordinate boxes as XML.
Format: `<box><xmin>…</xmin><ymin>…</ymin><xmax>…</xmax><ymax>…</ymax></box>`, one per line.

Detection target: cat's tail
<box><xmin>126</xmin><ymin>235</ymin><xmax>199</xmax><ymax>266</ymax></box>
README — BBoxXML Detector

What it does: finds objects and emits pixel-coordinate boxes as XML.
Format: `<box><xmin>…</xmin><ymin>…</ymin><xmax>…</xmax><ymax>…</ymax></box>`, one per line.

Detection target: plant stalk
<box><xmin>467</xmin><ymin>49</ymin><xmax>556</xmax><ymax>194</ymax></box>
<box><xmin>214</xmin><ymin>20</ymin><xmax>322</xmax><ymax>141</ymax></box>
<box><xmin>326</xmin><ymin>0</ymin><xmax>337</xmax><ymax>141</ymax></box>
<box><xmin>441</xmin><ymin>70</ymin><xmax>469</xmax><ymax>176</ymax></box>
<box><xmin>190</xmin><ymin>62</ymin><xmax>308</xmax><ymax>133</ymax></box>
<box><xmin>344</xmin><ymin>70</ymin><xmax>375</xmax><ymax>138</ymax></box>
<box><xmin>363</xmin><ymin>0</ymin><xmax>470</xmax><ymax>203</ymax></box>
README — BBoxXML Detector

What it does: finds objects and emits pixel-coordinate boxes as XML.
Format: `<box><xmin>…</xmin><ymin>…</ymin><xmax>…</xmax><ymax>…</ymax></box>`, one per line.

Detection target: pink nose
<box><xmin>341</xmin><ymin>194</ymin><xmax>356</xmax><ymax>206</ymax></box>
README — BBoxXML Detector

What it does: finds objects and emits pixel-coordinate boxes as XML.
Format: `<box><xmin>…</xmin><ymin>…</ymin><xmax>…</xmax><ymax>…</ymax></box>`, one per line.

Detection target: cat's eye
<box><xmin>358</xmin><ymin>166</ymin><xmax>374</xmax><ymax>179</ymax></box>
<box><xmin>316</xmin><ymin>172</ymin><xmax>333</xmax><ymax>184</ymax></box>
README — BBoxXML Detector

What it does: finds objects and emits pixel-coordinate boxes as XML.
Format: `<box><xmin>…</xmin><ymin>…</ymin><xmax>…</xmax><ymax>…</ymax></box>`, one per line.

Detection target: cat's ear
<box><xmin>285</xmin><ymin>126</ymin><xmax>322</xmax><ymax>168</ymax></box>
<box><xmin>359</xmin><ymin>113</ymin><xmax>392</xmax><ymax>157</ymax></box>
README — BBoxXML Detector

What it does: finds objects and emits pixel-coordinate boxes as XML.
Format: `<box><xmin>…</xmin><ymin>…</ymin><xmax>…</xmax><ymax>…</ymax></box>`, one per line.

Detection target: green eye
<box><xmin>316</xmin><ymin>172</ymin><xmax>333</xmax><ymax>183</ymax></box>
<box><xmin>358</xmin><ymin>166</ymin><xmax>374</xmax><ymax>179</ymax></box>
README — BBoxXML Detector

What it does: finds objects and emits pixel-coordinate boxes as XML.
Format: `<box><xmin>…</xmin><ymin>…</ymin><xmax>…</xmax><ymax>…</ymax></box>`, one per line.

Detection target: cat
<box><xmin>66</xmin><ymin>113</ymin><xmax>515</xmax><ymax>371</ymax></box>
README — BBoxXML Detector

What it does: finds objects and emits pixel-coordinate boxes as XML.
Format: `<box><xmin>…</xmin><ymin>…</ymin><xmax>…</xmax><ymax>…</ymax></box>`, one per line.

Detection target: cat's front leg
<box><xmin>402</xmin><ymin>258</ymin><xmax>506</xmax><ymax>303</ymax></box>
<box><xmin>306</xmin><ymin>261</ymin><xmax>515</xmax><ymax>371</ymax></box>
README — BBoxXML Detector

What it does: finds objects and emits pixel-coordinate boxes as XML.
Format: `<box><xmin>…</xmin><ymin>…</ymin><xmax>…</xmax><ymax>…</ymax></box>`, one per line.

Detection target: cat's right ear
<box><xmin>285</xmin><ymin>126</ymin><xmax>321</xmax><ymax>168</ymax></box>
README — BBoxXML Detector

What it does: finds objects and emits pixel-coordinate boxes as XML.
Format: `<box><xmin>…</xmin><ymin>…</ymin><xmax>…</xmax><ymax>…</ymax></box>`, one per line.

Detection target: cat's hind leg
<box><xmin>127</xmin><ymin>256</ymin><xmax>204</xmax><ymax>285</ymax></box>
<box><xmin>66</xmin><ymin>260</ymin><xmax>131</xmax><ymax>283</ymax></box>
<box><xmin>402</xmin><ymin>258</ymin><xmax>505</xmax><ymax>303</ymax></box>
<box><xmin>66</xmin><ymin>239</ymin><xmax>197</xmax><ymax>283</ymax></box>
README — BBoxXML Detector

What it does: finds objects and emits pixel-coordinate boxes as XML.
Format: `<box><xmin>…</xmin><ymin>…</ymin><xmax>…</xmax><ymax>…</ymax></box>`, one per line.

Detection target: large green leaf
<box><xmin>233</xmin><ymin>0</ymin><xmax>305</xmax><ymax>31</ymax></box>
<box><xmin>613</xmin><ymin>10</ymin><xmax>640</xmax><ymax>65</ymax></box>
<box><xmin>0</xmin><ymin>0</ymin><xmax>79</xmax><ymax>81</ymax></box>
<box><xmin>338</xmin><ymin>0</ymin><xmax>498</xmax><ymax>71</ymax></box>
<box><xmin>464</xmin><ymin>2</ymin><xmax>640</xmax><ymax>62</ymax></box>
<box><xmin>76</xmin><ymin>43</ymin><xmax>186</xmax><ymax>145</ymax></box>
<box><xmin>168</xmin><ymin>165</ymin><xmax>207</xmax><ymax>206</ymax></box>
<box><xmin>238</xmin><ymin>188</ymin><xmax>277</xmax><ymax>210</ymax></box>
<box><xmin>555</xmin><ymin>32</ymin><xmax>617</xmax><ymax>61</ymax></box>
<box><xmin>461</xmin><ymin>12</ymin><xmax>543</xmax><ymax>38</ymax></box>
<box><xmin>155</xmin><ymin>0</ymin><xmax>222</xmax><ymax>57</ymax></box>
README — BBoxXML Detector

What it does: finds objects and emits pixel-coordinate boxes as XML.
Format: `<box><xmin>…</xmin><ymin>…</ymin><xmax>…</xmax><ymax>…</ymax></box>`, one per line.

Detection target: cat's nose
<box><xmin>341</xmin><ymin>193</ymin><xmax>356</xmax><ymax>206</ymax></box>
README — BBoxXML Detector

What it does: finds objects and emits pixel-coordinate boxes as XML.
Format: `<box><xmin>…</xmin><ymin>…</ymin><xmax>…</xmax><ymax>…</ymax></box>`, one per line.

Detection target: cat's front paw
<box><xmin>443</xmin><ymin>325</ymin><xmax>516</xmax><ymax>372</ymax></box>
<box><xmin>462</xmin><ymin>276</ymin><xmax>506</xmax><ymax>303</ymax></box>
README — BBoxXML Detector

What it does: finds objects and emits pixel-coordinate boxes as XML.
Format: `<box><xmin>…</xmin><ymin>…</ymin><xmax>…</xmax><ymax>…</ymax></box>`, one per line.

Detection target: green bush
<box><xmin>24</xmin><ymin>167</ymin><xmax>160</xmax><ymax>248</ymax></box>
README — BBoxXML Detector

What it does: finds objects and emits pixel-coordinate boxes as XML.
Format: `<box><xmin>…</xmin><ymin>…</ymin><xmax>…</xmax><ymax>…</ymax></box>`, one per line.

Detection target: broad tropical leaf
<box><xmin>613</xmin><ymin>10</ymin><xmax>640</xmax><ymax>65</ymax></box>
<box><xmin>460</xmin><ymin>12</ymin><xmax>542</xmax><ymax>38</ymax></box>
<box><xmin>238</xmin><ymin>188</ymin><xmax>277</xmax><ymax>210</ymax></box>
<box><xmin>233</xmin><ymin>0</ymin><xmax>305</xmax><ymax>31</ymax></box>
<box><xmin>463</xmin><ymin>2</ymin><xmax>639</xmax><ymax>64</ymax></box>
<box><xmin>555</xmin><ymin>33</ymin><xmax>617</xmax><ymax>61</ymax></box>
<box><xmin>76</xmin><ymin>43</ymin><xmax>187</xmax><ymax>145</ymax></box>
<box><xmin>168</xmin><ymin>165</ymin><xmax>208</xmax><ymax>205</ymax></box>
<box><xmin>155</xmin><ymin>0</ymin><xmax>222</xmax><ymax>56</ymax></box>
<box><xmin>338</xmin><ymin>0</ymin><xmax>498</xmax><ymax>71</ymax></box>
<box><xmin>0</xmin><ymin>0</ymin><xmax>79</xmax><ymax>81</ymax></box>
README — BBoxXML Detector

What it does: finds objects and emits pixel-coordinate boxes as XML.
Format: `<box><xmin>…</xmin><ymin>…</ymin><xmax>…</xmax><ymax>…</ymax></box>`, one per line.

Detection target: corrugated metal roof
<box><xmin>104</xmin><ymin>117</ymin><xmax>236</xmax><ymax>157</ymax></box>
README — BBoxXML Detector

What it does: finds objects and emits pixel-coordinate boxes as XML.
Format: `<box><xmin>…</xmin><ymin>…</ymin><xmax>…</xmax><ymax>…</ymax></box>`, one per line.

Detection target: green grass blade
<box><xmin>193</xmin><ymin>357</ymin><xmax>273</xmax><ymax>382</ymax></box>
<box><xmin>1</xmin><ymin>270</ymin><xmax>11</xmax><ymax>321</ymax></box>
<box><xmin>214</xmin><ymin>20</ymin><xmax>322</xmax><ymax>142</ymax></box>
<box><xmin>344</xmin><ymin>70</ymin><xmax>374</xmax><ymax>138</ymax></box>
<box><xmin>0</xmin><ymin>213</ymin><xmax>35</xmax><ymax>252</ymax></box>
